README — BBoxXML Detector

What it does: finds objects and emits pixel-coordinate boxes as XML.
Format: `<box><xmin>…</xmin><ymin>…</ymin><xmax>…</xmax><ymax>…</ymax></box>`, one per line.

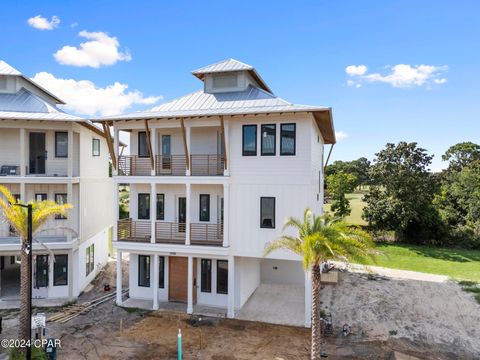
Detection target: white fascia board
<box><xmin>114</xmin><ymin>176</ymin><xmax>229</xmax><ymax>185</ymax></box>
<box><xmin>0</xmin><ymin>177</ymin><xmax>80</xmax><ymax>184</ymax></box>
<box><xmin>113</xmin><ymin>241</ymin><xmax>229</xmax><ymax>258</ymax></box>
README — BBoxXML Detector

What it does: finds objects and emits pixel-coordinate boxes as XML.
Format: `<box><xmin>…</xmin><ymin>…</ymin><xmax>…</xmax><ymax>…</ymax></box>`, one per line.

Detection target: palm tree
<box><xmin>264</xmin><ymin>209</ymin><xmax>376</xmax><ymax>360</ymax></box>
<box><xmin>0</xmin><ymin>186</ymin><xmax>72</xmax><ymax>343</ymax></box>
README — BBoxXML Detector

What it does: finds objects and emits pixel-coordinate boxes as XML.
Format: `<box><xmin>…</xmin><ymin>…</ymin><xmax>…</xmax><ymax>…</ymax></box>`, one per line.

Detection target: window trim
<box><xmin>53</xmin><ymin>254</ymin><xmax>68</xmax><ymax>286</ymax></box>
<box><xmin>55</xmin><ymin>131</ymin><xmax>68</xmax><ymax>158</ymax></box>
<box><xmin>280</xmin><ymin>123</ymin><xmax>296</xmax><ymax>156</ymax></box>
<box><xmin>199</xmin><ymin>194</ymin><xmax>210</xmax><ymax>222</ymax></box>
<box><xmin>138</xmin><ymin>131</ymin><xmax>149</xmax><ymax>158</ymax></box>
<box><xmin>55</xmin><ymin>193</ymin><xmax>68</xmax><ymax>220</ymax></box>
<box><xmin>242</xmin><ymin>125</ymin><xmax>257</xmax><ymax>156</ymax></box>
<box><xmin>92</xmin><ymin>138</ymin><xmax>101</xmax><ymax>156</ymax></box>
<box><xmin>260</xmin><ymin>124</ymin><xmax>276</xmax><ymax>156</ymax></box>
<box><xmin>138</xmin><ymin>255</ymin><xmax>151</xmax><ymax>287</ymax></box>
<box><xmin>159</xmin><ymin>256</ymin><xmax>165</xmax><ymax>288</ymax></box>
<box><xmin>156</xmin><ymin>193</ymin><xmax>165</xmax><ymax>221</ymax></box>
<box><xmin>260</xmin><ymin>197</ymin><xmax>276</xmax><ymax>229</ymax></box>
<box><xmin>216</xmin><ymin>260</ymin><xmax>228</xmax><ymax>295</ymax></box>
<box><xmin>35</xmin><ymin>193</ymin><xmax>47</xmax><ymax>202</ymax></box>
<box><xmin>138</xmin><ymin>193</ymin><xmax>150</xmax><ymax>220</ymax></box>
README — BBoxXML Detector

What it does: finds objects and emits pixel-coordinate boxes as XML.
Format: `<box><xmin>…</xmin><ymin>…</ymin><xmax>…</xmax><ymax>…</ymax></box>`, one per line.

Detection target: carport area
<box><xmin>237</xmin><ymin>258</ymin><xmax>308</xmax><ymax>327</ymax></box>
<box><xmin>0</xmin><ymin>256</ymin><xmax>20</xmax><ymax>300</ymax></box>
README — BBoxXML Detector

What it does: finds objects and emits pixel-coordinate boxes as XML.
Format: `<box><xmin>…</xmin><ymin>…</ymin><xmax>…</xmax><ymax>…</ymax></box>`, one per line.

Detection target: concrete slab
<box><xmin>121</xmin><ymin>298</ymin><xmax>227</xmax><ymax>318</ymax></box>
<box><xmin>0</xmin><ymin>297</ymin><xmax>69</xmax><ymax>310</ymax></box>
<box><xmin>237</xmin><ymin>283</ymin><xmax>305</xmax><ymax>327</ymax></box>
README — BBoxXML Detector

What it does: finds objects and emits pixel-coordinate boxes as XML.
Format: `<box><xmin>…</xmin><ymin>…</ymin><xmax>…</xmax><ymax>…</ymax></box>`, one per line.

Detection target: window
<box><xmin>138</xmin><ymin>193</ymin><xmax>150</xmax><ymax>220</ymax></box>
<box><xmin>260</xmin><ymin>197</ymin><xmax>275</xmax><ymax>229</ymax></box>
<box><xmin>157</xmin><ymin>194</ymin><xmax>165</xmax><ymax>220</ymax></box>
<box><xmin>161</xmin><ymin>135</ymin><xmax>171</xmax><ymax>169</ymax></box>
<box><xmin>242</xmin><ymin>125</ymin><xmax>257</xmax><ymax>156</ymax></box>
<box><xmin>35</xmin><ymin>193</ymin><xmax>47</xmax><ymax>202</ymax></box>
<box><xmin>261</xmin><ymin>124</ymin><xmax>276</xmax><ymax>156</ymax></box>
<box><xmin>36</xmin><ymin>255</ymin><xmax>49</xmax><ymax>288</ymax></box>
<box><xmin>199</xmin><ymin>194</ymin><xmax>210</xmax><ymax>222</ymax></box>
<box><xmin>213</xmin><ymin>74</ymin><xmax>238</xmax><ymax>88</ymax></box>
<box><xmin>86</xmin><ymin>244</ymin><xmax>95</xmax><ymax>276</ymax></box>
<box><xmin>201</xmin><ymin>259</ymin><xmax>212</xmax><ymax>293</ymax></box>
<box><xmin>280</xmin><ymin>123</ymin><xmax>296</xmax><ymax>155</ymax></box>
<box><xmin>55</xmin><ymin>132</ymin><xmax>68</xmax><ymax>158</ymax></box>
<box><xmin>92</xmin><ymin>138</ymin><xmax>100</xmax><ymax>156</ymax></box>
<box><xmin>54</xmin><ymin>255</ymin><xmax>68</xmax><ymax>286</ymax></box>
<box><xmin>138</xmin><ymin>131</ymin><xmax>149</xmax><ymax>158</ymax></box>
<box><xmin>55</xmin><ymin>194</ymin><xmax>67</xmax><ymax>219</ymax></box>
<box><xmin>159</xmin><ymin>256</ymin><xmax>165</xmax><ymax>288</ymax></box>
<box><xmin>138</xmin><ymin>255</ymin><xmax>150</xmax><ymax>287</ymax></box>
<box><xmin>216</xmin><ymin>260</ymin><xmax>228</xmax><ymax>294</ymax></box>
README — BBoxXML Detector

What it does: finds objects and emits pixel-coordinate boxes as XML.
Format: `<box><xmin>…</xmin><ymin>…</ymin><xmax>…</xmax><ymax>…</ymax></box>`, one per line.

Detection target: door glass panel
<box><xmin>29</xmin><ymin>132</ymin><xmax>46</xmax><ymax>174</ymax></box>
<box><xmin>162</xmin><ymin>135</ymin><xmax>171</xmax><ymax>169</ymax></box>
<box><xmin>36</xmin><ymin>255</ymin><xmax>49</xmax><ymax>288</ymax></box>
<box><xmin>178</xmin><ymin>197</ymin><xmax>186</xmax><ymax>233</ymax></box>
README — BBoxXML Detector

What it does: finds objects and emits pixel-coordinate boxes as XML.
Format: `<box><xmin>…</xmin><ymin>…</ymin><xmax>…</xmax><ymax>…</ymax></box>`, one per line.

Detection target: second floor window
<box><xmin>242</xmin><ymin>125</ymin><xmax>257</xmax><ymax>156</ymax></box>
<box><xmin>138</xmin><ymin>131</ymin><xmax>149</xmax><ymax>158</ymax></box>
<box><xmin>138</xmin><ymin>193</ymin><xmax>150</xmax><ymax>220</ymax></box>
<box><xmin>55</xmin><ymin>132</ymin><xmax>68</xmax><ymax>158</ymax></box>
<box><xmin>261</xmin><ymin>124</ymin><xmax>276</xmax><ymax>156</ymax></box>
<box><xmin>280</xmin><ymin>123</ymin><xmax>296</xmax><ymax>155</ymax></box>
<box><xmin>199</xmin><ymin>194</ymin><xmax>210</xmax><ymax>222</ymax></box>
<box><xmin>55</xmin><ymin>194</ymin><xmax>67</xmax><ymax>219</ymax></box>
<box><xmin>92</xmin><ymin>138</ymin><xmax>100</xmax><ymax>156</ymax></box>
<box><xmin>260</xmin><ymin>197</ymin><xmax>275</xmax><ymax>229</ymax></box>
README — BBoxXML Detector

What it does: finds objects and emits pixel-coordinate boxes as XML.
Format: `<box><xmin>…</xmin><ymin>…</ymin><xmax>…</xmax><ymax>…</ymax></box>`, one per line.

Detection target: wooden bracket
<box><xmin>102</xmin><ymin>122</ymin><xmax>117</xmax><ymax>170</ymax></box>
<box><xmin>144</xmin><ymin>119</ymin><xmax>154</xmax><ymax>170</ymax></box>
<box><xmin>180</xmin><ymin>118</ymin><xmax>190</xmax><ymax>170</ymax></box>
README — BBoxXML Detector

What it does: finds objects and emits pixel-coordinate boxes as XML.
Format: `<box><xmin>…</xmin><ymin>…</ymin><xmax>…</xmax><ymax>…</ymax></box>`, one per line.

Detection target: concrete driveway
<box><xmin>237</xmin><ymin>283</ymin><xmax>305</xmax><ymax>327</ymax></box>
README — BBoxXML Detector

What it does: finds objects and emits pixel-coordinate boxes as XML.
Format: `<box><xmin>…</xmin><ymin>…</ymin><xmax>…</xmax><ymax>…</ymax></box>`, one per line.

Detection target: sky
<box><xmin>1</xmin><ymin>0</ymin><xmax>479</xmax><ymax>171</ymax></box>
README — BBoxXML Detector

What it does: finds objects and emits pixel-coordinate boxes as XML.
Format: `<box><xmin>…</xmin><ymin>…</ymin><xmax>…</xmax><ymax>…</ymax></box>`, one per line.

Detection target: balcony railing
<box><xmin>190</xmin><ymin>223</ymin><xmax>223</xmax><ymax>246</ymax></box>
<box><xmin>117</xmin><ymin>219</ymin><xmax>151</xmax><ymax>242</ymax></box>
<box><xmin>155</xmin><ymin>155</ymin><xmax>187</xmax><ymax>176</ymax></box>
<box><xmin>190</xmin><ymin>155</ymin><xmax>224</xmax><ymax>176</ymax></box>
<box><xmin>155</xmin><ymin>221</ymin><xmax>186</xmax><ymax>244</ymax></box>
<box><xmin>118</xmin><ymin>156</ymin><xmax>152</xmax><ymax>176</ymax></box>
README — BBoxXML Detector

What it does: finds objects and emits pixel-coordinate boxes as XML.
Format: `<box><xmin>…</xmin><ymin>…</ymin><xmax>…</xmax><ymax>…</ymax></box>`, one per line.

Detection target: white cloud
<box><xmin>70</xmin><ymin>22</ymin><xmax>78</xmax><ymax>28</ymax></box>
<box><xmin>346</xmin><ymin>64</ymin><xmax>448</xmax><ymax>88</ymax></box>
<box><xmin>335</xmin><ymin>131</ymin><xmax>349</xmax><ymax>141</ymax></box>
<box><xmin>27</xmin><ymin>15</ymin><xmax>60</xmax><ymax>30</ymax></box>
<box><xmin>345</xmin><ymin>65</ymin><xmax>367</xmax><ymax>76</ymax></box>
<box><xmin>32</xmin><ymin>72</ymin><xmax>161</xmax><ymax>116</ymax></box>
<box><xmin>54</xmin><ymin>31</ymin><xmax>131</xmax><ymax>68</ymax></box>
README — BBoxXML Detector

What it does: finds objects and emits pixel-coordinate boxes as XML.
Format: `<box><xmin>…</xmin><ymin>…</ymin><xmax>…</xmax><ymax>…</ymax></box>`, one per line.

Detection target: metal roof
<box><xmin>0</xmin><ymin>61</ymin><xmax>22</xmax><ymax>76</ymax></box>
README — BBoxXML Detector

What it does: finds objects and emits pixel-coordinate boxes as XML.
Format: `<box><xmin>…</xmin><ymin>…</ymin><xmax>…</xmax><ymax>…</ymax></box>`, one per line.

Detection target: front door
<box><xmin>168</xmin><ymin>256</ymin><xmax>196</xmax><ymax>303</ymax></box>
<box><xmin>29</xmin><ymin>132</ymin><xmax>46</xmax><ymax>175</ymax></box>
<box><xmin>162</xmin><ymin>135</ymin><xmax>171</xmax><ymax>170</ymax></box>
<box><xmin>34</xmin><ymin>255</ymin><xmax>49</xmax><ymax>298</ymax></box>
<box><xmin>178</xmin><ymin>197</ymin><xmax>186</xmax><ymax>233</ymax></box>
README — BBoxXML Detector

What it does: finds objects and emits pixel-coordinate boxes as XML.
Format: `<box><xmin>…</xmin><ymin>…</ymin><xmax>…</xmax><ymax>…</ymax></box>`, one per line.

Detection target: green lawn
<box><xmin>324</xmin><ymin>192</ymin><xmax>367</xmax><ymax>225</ymax></box>
<box><xmin>367</xmin><ymin>243</ymin><xmax>480</xmax><ymax>282</ymax></box>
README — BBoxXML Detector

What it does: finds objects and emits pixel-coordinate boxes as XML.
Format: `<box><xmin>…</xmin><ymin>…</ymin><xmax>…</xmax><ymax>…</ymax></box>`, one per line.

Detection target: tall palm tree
<box><xmin>264</xmin><ymin>209</ymin><xmax>376</xmax><ymax>360</ymax></box>
<box><xmin>0</xmin><ymin>186</ymin><xmax>72</xmax><ymax>343</ymax></box>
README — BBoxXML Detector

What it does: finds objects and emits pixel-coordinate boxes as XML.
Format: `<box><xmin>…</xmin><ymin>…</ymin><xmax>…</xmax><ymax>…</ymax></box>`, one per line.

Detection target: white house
<box><xmin>98</xmin><ymin>59</ymin><xmax>335</xmax><ymax>326</ymax></box>
<box><xmin>0</xmin><ymin>60</ymin><xmax>114</xmax><ymax>303</ymax></box>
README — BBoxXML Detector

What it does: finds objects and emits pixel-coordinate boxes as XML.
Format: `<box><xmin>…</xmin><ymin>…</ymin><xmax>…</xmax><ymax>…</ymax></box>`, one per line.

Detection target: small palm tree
<box><xmin>264</xmin><ymin>209</ymin><xmax>376</xmax><ymax>360</ymax></box>
<box><xmin>0</xmin><ymin>186</ymin><xmax>72</xmax><ymax>343</ymax></box>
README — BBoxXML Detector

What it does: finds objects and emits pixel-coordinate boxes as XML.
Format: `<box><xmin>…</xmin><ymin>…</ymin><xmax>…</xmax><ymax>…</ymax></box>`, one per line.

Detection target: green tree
<box><xmin>325</xmin><ymin>157</ymin><xmax>371</xmax><ymax>189</ymax></box>
<box><xmin>264</xmin><ymin>209</ymin><xmax>376</xmax><ymax>360</ymax></box>
<box><xmin>326</xmin><ymin>172</ymin><xmax>357</xmax><ymax>218</ymax></box>
<box><xmin>362</xmin><ymin>142</ymin><xmax>444</xmax><ymax>243</ymax></box>
<box><xmin>442</xmin><ymin>142</ymin><xmax>480</xmax><ymax>171</ymax></box>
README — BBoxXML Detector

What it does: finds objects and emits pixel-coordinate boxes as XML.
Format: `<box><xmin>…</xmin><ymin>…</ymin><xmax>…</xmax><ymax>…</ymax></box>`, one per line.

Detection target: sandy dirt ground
<box><xmin>0</xmin><ymin>259</ymin><xmax>479</xmax><ymax>359</ymax></box>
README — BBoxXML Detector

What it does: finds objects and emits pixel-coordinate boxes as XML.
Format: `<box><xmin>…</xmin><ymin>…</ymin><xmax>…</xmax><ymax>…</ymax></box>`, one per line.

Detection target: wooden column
<box><xmin>144</xmin><ymin>119</ymin><xmax>154</xmax><ymax>171</ymax></box>
<box><xmin>180</xmin><ymin>118</ymin><xmax>190</xmax><ymax>175</ymax></box>
<box><xmin>103</xmin><ymin>122</ymin><xmax>117</xmax><ymax>171</ymax></box>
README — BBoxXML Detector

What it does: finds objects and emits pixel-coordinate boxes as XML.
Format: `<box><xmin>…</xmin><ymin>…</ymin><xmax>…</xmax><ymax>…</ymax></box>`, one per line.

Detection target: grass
<box><xmin>324</xmin><ymin>191</ymin><xmax>367</xmax><ymax>225</ymax></box>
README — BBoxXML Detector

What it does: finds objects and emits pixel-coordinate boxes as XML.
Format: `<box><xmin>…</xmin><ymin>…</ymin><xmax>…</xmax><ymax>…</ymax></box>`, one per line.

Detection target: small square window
<box><xmin>92</xmin><ymin>139</ymin><xmax>100</xmax><ymax>156</ymax></box>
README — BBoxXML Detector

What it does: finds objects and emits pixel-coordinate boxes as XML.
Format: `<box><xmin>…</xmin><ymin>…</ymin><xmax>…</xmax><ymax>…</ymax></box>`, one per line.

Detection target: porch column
<box><xmin>223</xmin><ymin>119</ymin><xmax>230</xmax><ymax>176</ymax></box>
<box><xmin>222</xmin><ymin>182</ymin><xmax>229</xmax><ymax>247</ymax></box>
<box><xmin>150</xmin><ymin>128</ymin><xmax>156</xmax><ymax>176</ymax></box>
<box><xmin>113</xmin><ymin>126</ymin><xmax>119</xmax><ymax>176</ymax></box>
<box><xmin>304</xmin><ymin>270</ymin><xmax>312</xmax><ymax>328</ymax></box>
<box><xmin>19</xmin><ymin>128</ymin><xmax>26</xmax><ymax>176</ymax></box>
<box><xmin>67</xmin><ymin>129</ymin><xmax>74</xmax><ymax>177</ymax></box>
<box><xmin>185</xmin><ymin>125</ymin><xmax>191</xmax><ymax>176</ymax></box>
<box><xmin>116</xmin><ymin>250</ymin><xmax>123</xmax><ymax>305</ymax></box>
<box><xmin>20</xmin><ymin>183</ymin><xmax>26</xmax><ymax>203</ymax></box>
<box><xmin>113</xmin><ymin>182</ymin><xmax>119</xmax><ymax>241</ymax></box>
<box><xmin>227</xmin><ymin>255</ymin><xmax>235</xmax><ymax>318</ymax></box>
<box><xmin>185</xmin><ymin>183</ymin><xmax>191</xmax><ymax>245</ymax></box>
<box><xmin>150</xmin><ymin>183</ymin><xmax>156</xmax><ymax>244</ymax></box>
<box><xmin>153</xmin><ymin>255</ymin><xmax>159</xmax><ymax>310</ymax></box>
<box><xmin>67</xmin><ymin>182</ymin><xmax>73</xmax><ymax>241</ymax></box>
<box><xmin>187</xmin><ymin>255</ymin><xmax>193</xmax><ymax>314</ymax></box>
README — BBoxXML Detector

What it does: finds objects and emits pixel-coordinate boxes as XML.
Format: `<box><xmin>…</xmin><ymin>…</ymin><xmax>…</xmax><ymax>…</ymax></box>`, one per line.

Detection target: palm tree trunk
<box><xmin>19</xmin><ymin>243</ymin><xmax>30</xmax><ymax>342</ymax></box>
<box><xmin>311</xmin><ymin>264</ymin><xmax>322</xmax><ymax>360</ymax></box>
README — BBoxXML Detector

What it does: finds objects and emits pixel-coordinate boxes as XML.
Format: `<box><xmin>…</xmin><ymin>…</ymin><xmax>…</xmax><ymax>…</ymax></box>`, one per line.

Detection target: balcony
<box><xmin>190</xmin><ymin>223</ymin><xmax>223</xmax><ymax>246</ymax></box>
<box><xmin>155</xmin><ymin>222</ymin><xmax>186</xmax><ymax>244</ymax></box>
<box><xmin>155</xmin><ymin>156</ymin><xmax>187</xmax><ymax>176</ymax></box>
<box><xmin>117</xmin><ymin>219</ymin><xmax>151</xmax><ymax>243</ymax></box>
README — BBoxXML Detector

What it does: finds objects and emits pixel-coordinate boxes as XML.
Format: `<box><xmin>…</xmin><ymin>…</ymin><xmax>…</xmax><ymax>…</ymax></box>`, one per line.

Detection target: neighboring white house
<box><xmin>0</xmin><ymin>60</ymin><xmax>114</xmax><ymax>303</ymax></box>
<box><xmin>98</xmin><ymin>59</ymin><xmax>335</xmax><ymax>326</ymax></box>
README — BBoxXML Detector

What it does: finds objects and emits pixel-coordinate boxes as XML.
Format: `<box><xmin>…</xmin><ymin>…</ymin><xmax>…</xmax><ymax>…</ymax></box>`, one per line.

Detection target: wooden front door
<box><xmin>168</xmin><ymin>256</ymin><xmax>196</xmax><ymax>303</ymax></box>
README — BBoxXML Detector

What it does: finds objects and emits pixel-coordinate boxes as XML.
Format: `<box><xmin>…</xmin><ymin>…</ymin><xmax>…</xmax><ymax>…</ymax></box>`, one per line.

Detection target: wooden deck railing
<box><xmin>117</xmin><ymin>219</ymin><xmax>151</xmax><ymax>242</ymax></box>
<box><xmin>118</xmin><ymin>156</ymin><xmax>152</xmax><ymax>176</ymax></box>
<box><xmin>190</xmin><ymin>154</ymin><xmax>225</xmax><ymax>176</ymax></box>
<box><xmin>155</xmin><ymin>222</ymin><xmax>186</xmax><ymax>244</ymax></box>
<box><xmin>190</xmin><ymin>223</ymin><xmax>223</xmax><ymax>246</ymax></box>
<box><xmin>155</xmin><ymin>155</ymin><xmax>187</xmax><ymax>176</ymax></box>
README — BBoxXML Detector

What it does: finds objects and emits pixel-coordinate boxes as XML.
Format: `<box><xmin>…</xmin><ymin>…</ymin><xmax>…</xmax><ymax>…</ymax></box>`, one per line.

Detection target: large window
<box><xmin>138</xmin><ymin>131</ymin><xmax>149</xmax><ymax>158</ymax></box>
<box><xmin>261</xmin><ymin>124</ymin><xmax>276</xmax><ymax>156</ymax></box>
<box><xmin>157</xmin><ymin>194</ymin><xmax>165</xmax><ymax>220</ymax></box>
<box><xmin>55</xmin><ymin>132</ymin><xmax>68</xmax><ymax>158</ymax></box>
<box><xmin>55</xmin><ymin>193</ymin><xmax>67</xmax><ymax>219</ymax></box>
<box><xmin>138</xmin><ymin>255</ymin><xmax>151</xmax><ymax>287</ymax></box>
<box><xmin>216</xmin><ymin>260</ymin><xmax>228</xmax><ymax>294</ymax></box>
<box><xmin>280</xmin><ymin>123</ymin><xmax>296</xmax><ymax>155</ymax></box>
<box><xmin>199</xmin><ymin>194</ymin><xmax>210</xmax><ymax>222</ymax></box>
<box><xmin>159</xmin><ymin>256</ymin><xmax>165</xmax><ymax>288</ymax></box>
<box><xmin>86</xmin><ymin>244</ymin><xmax>95</xmax><ymax>276</ymax></box>
<box><xmin>54</xmin><ymin>255</ymin><xmax>68</xmax><ymax>286</ymax></box>
<box><xmin>92</xmin><ymin>138</ymin><xmax>100</xmax><ymax>156</ymax></box>
<box><xmin>138</xmin><ymin>193</ymin><xmax>150</xmax><ymax>220</ymax></box>
<box><xmin>242</xmin><ymin>125</ymin><xmax>257</xmax><ymax>156</ymax></box>
<box><xmin>201</xmin><ymin>259</ymin><xmax>212</xmax><ymax>293</ymax></box>
<box><xmin>36</xmin><ymin>255</ymin><xmax>49</xmax><ymax>288</ymax></box>
<box><xmin>260</xmin><ymin>197</ymin><xmax>275</xmax><ymax>229</ymax></box>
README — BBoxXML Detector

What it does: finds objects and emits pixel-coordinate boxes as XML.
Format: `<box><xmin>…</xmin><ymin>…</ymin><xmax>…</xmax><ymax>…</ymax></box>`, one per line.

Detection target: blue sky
<box><xmin>1</xmin><ymin>0</ymin><xmax>479</xmax><ymax>171</ymax></box>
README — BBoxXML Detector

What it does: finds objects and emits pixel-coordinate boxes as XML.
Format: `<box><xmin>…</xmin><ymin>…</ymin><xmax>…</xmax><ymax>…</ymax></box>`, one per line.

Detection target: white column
<box><xmin>113</xmin><ymin>182</ymin><xmax>119</xmax><ymax>241</ymax></box>
<box><xmin>113</xmin><ymin>126</ymin><xmax>119</xmax><ymax>176</ymax></box>
<box><xmin>187</xmin><ymin>255</ymin><xmax>193</xmax><ymax>314</ymax></box>
<box><xmin>153</xmin><ymin>255</ymin><xmax>159</xmax><ymax>310</ymax></box>
<box><xmin>150</xmin><ymin>183</ymin><xmax>156</xmax><ymax>243</ymax></box>
<box><xmin>185</xmin><ymin>125</ymin><xmax>191</xmax><ymax>176</ymax></box>
<box><xmin>227</xmin><ymin>255</ymin><xmax>235</xmax><ymax>318</ymax></box>
<box><xmin>19</xmin><ymin>128</ymin><xmax>26</xmax><ymax>176</ymax></box>
<box><xmin>222</xmin><ymin>182</ymin><xmax>229</xmax><ymax>247</ymax></box>
<box><xmin>67</xmin><ymin>129</ymin><xmax>74</xmax><ymax>177</ymax></box>
<box><xmin>20</xmin><ymin>183</ymin><xmax>26</xmax><ymax>203</ymax></box>
<box><xmin>116</xmin><ymin>250</ymin><xmax>123</xmax><ymax>305</ymax></box>
<box><xmin>67</xmin><ymin>182</ymin><xmax>73</xmax><ymax>241</ymax></box>
<box><xmin>304</xmin><ymin>270</ymin><xmax>312</xmax><ymax>328</ymax></box>
<box><xmin>150</xmin><ymin>128</ymin><xmax>156</xmax><ymax>176</ymax></box>
<box><xmin>185</xmin><ymin>183</ymin><xmax>191</xmax><ymax>245</ymax></box>
<box><xmin>223</xmin><ymin>120</ymin><xmax>230</xmax><ymax>176</ymax></box>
